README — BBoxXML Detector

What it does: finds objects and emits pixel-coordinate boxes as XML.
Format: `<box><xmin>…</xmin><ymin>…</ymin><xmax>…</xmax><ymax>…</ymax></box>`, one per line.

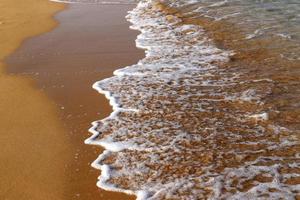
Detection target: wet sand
<box><xmin>0</xmin><ymin>1</ymin><xmax>68</xmax><ymax>199</ymax></box>
<box><xmin>6</xmin><ymin>2</ymin><xmax>144</xmax><ymax>200</ymax></box>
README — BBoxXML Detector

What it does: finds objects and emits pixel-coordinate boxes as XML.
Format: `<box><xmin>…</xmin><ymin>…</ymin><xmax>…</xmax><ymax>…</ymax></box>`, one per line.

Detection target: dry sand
<box><xmin>0</xmin><ymin>1</ymin><xmax>69</xmax><ymax>200</ymax></box>
<box><xmin>5</xmin><ymin>2</ymin><xmax>144</xmax><ymax>200</ymax></box>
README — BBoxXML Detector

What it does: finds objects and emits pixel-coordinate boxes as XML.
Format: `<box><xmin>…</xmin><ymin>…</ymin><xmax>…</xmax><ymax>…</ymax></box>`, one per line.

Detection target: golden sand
<box><xmin>2</xmin><ymin>1</ymin><xmax>143</xmax><ymax>199</ymax></box>
<box><xmin>0</xmin><ymin>0</ymin><xmax>69</xmax><ymax>199</ymax></box>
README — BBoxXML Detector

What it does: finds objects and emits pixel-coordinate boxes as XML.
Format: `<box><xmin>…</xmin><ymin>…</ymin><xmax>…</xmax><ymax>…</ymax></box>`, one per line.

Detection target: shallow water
<box><xmin>54</xmin><ymin>0</ymin><xmax>300</xmax><ymax>199</ymax></box>
<box><xmin>50</xmin><ymin>0</ymin><xmax>137</xmax><ymax>4</ymax></box>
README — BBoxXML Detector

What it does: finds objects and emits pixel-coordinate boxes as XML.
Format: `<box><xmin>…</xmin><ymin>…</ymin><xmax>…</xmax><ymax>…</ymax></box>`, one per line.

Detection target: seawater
<box><xmin>50</xmin><ymin>0</ymin><xmax>136</xmax><ymax>4</ymax></box>
<box><xmin>52</xmin><ymin>0</ymin><xmax>300</xmax><ymax>199</ymax></box>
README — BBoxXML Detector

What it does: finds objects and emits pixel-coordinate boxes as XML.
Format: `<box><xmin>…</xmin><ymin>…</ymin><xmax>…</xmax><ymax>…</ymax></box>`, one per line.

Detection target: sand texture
<box><xmin>4</xmin><ymin>2</ymin><xmax>143</xmax><ymax>200</ymax></box>
<box><xmin>0</xmin><ymin>0</ymin><xmax>70</xmax><ymax>200</ymax></box>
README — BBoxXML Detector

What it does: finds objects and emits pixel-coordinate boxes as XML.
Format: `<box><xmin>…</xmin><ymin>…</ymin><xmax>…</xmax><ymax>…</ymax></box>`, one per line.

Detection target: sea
<box><xmin>52</xmin><ymin>0</ymin><xmax>300</xmax><ymax>199</ymax></box>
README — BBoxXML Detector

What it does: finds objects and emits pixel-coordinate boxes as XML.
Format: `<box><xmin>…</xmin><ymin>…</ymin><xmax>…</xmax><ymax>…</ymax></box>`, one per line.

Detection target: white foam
<box><xmin>249</xmin><ymin>112</ymin><xmax>269</xmax><ymax>121</ymax></box>
<box><xmin>83</xmin><ymin>0</ymin><xmax>299</xmax><ymax>199</ymax></box>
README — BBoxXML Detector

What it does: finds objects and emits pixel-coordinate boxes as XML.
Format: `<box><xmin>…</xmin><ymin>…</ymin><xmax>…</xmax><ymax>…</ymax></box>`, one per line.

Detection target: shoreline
<box><xmin>2</xmin><ymin>0</ymin><xmax>299</xmax><ymax>199</ymax></box>
<box><xmin>6</xmin><ymin>2</ymin><xmax>144</xmax><ymax>200</ymax></box>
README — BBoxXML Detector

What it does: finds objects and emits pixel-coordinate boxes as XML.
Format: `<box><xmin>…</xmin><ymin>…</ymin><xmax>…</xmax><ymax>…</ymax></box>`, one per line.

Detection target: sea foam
<box><xmin>84</xmin><ymin>0</ymin><xmax>299</xmax><ymax>199</ymax></box>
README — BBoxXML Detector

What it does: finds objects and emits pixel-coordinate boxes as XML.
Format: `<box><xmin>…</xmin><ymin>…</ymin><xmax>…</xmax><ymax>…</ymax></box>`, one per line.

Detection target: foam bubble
<box><xmin>85</xmin><ymin>0</ymin><xmax>300</xmax><ymax>199</ymax></box>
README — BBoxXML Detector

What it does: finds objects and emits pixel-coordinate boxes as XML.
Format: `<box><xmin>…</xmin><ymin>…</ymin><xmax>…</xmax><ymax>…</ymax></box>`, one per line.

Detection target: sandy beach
<box><xmin>0</xmin><ymin>1</ymin><xmax>69</xmax><ymax>199</ymax></box>
<box><xmin>3</xmin><ymin>0</ymin><xmax>298</xmax><ymax>199</ymax></box>
<box><xmin>2</xmin><ymin>1</ymin><xmax>143</xmax><ymax>200</ymax></box>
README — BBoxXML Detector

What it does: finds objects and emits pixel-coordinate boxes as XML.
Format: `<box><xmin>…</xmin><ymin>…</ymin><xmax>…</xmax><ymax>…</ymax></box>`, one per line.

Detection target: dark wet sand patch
<box><xmin>6</xmin><ymin>3</ymin><xmax>144</xmax><ymax>200</ymax></box>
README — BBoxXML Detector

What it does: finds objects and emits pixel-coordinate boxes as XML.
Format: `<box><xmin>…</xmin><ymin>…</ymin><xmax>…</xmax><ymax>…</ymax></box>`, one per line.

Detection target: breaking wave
<box><xmin>83</xmin><ymin>0</ymin><xmax>300</xmax><ymax>199</ymax></box>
